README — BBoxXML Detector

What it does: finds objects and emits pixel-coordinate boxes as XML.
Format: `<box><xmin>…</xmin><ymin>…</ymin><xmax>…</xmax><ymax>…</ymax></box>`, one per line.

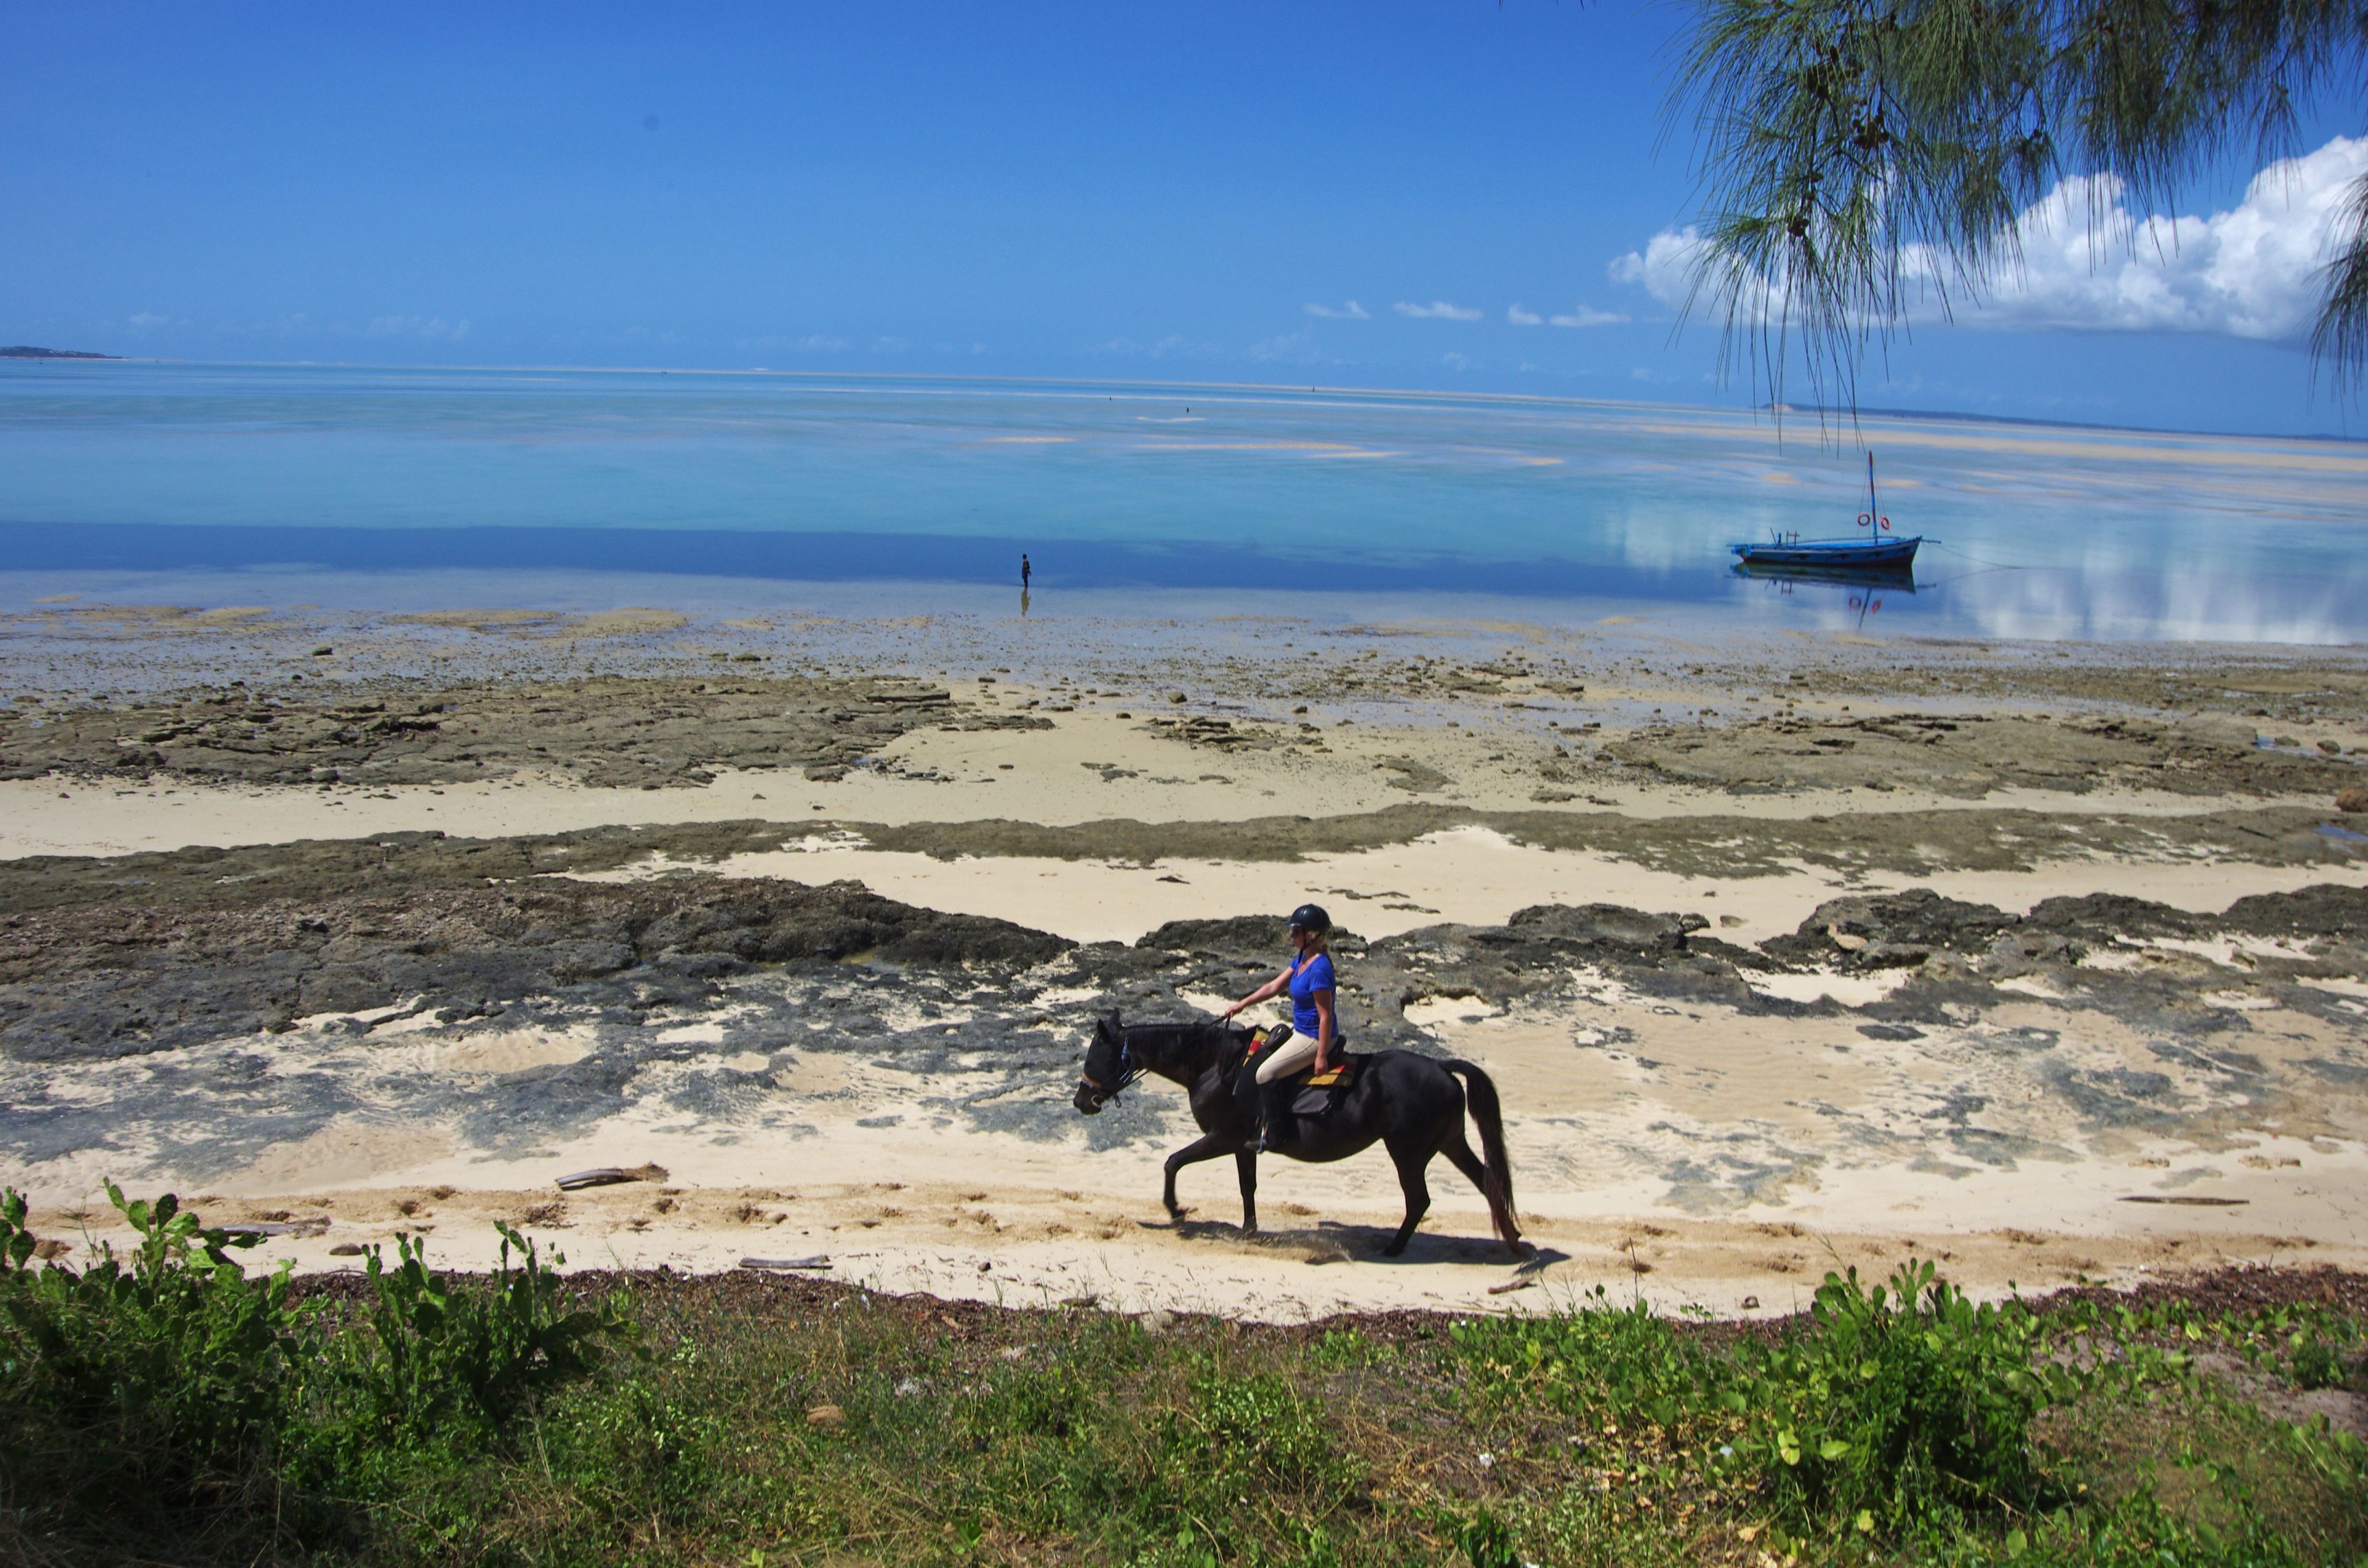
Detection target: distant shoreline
<box><xmin>8</xmin><ymin>353</ymin><xmax>2358</xmax><ymax>446</ymax></box>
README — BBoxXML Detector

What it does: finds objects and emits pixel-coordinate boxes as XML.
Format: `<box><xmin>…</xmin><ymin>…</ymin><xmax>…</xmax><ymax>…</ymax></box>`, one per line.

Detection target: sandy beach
<box><xmin>5</xmin><ymin>597</ymin><xmax>2367</xmax><ymax>1320</ymax></box>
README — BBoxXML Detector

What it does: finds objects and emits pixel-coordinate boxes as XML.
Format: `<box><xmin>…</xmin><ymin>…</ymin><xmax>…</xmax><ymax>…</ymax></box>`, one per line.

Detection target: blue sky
<box><xmin>3</xmin><ymin>1</ymin><xmax>2360</xmax><ymax>436</ymax></box>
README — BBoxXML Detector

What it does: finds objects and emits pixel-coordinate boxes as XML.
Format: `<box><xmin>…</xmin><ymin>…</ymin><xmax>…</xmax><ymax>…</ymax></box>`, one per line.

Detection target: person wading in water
<box><xmin>1219</xmin><ymin>903</ymin><xmax>1340</xmax><ymax>1151</ymax></box>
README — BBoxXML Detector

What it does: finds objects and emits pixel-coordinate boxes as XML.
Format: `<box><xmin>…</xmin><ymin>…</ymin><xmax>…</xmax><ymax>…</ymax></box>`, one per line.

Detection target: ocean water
<box><xmin>3</xmin><ymin>360</ymin><xmax>2365</xmax><ymax>643</ymax></box>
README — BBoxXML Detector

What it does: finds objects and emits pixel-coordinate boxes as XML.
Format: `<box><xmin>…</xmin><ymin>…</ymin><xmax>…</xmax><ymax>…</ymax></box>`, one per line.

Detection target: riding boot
<box><xmin>1257</xmin><ymin>1076</ymin><xmax>1298</xmax><ymax>1153</ymax></box>
<box><xmin>1234</xmin><ymin>1059</ymin><xmax>1265</xmax><ymax>1146</ymax></box>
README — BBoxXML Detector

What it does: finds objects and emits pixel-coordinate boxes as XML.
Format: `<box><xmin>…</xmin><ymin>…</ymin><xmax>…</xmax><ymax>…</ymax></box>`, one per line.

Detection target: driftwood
<box><xmin>556</xmin><ymin>1163</ymin><xmax>669</xmax><ymax>1192</ymax></box>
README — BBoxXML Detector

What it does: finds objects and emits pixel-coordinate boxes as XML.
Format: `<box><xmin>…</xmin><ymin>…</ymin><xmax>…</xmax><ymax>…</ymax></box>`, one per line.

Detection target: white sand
<box><xmin>10</xmin><ymin>681</ymin><xmax>2366</xmax><ymax>1319</ymax></box>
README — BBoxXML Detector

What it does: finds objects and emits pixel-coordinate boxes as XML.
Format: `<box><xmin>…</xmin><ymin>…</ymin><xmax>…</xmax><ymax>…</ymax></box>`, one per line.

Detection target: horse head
<box><xmin>1074</xmin><ymin>1010</ymin><xmax>1135</xmax><ymax>1115</ymax></box>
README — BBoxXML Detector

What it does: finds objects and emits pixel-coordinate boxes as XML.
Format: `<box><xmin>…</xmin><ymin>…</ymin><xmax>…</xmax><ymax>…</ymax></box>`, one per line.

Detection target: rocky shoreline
<box><xmin>2</xmin><ymin>605</ymin><xmax>2365</xmax><ymax>1316</ymax></box>
<box><xmin>6</xmin><ymin>820</ymin><xmax>2363</xmax><ymax>1207</ymax></box>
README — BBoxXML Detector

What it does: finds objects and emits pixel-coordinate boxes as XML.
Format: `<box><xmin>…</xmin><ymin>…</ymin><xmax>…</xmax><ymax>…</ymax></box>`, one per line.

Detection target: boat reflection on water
<box><xmin>1731</xmin><ymin>557</ymin><xmax>1918</xmax><ymax>629</ymax></box>
<box><xmin>1731</xmin><ymin>557</ymin><xmax>1916</xmax><ymax>591</ymax></box>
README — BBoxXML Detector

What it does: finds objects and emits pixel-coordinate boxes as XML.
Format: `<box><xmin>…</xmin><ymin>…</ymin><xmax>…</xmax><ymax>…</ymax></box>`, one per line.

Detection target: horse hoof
<box><xmin>1381</xmin><ymin>1242</ymin><xmax>1407</xmax><ymax>1258</ymax></box>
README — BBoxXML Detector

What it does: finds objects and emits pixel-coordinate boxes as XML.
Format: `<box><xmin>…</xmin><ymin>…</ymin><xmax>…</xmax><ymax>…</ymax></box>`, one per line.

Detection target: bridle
<box><xmin>1077</xmin><ymin>1032</ymin><xmax>1143</xmax><ymax>1105</ymax></box>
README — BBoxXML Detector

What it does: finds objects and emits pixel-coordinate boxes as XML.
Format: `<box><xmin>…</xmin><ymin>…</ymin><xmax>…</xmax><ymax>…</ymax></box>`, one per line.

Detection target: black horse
<box><xmin>1073</xmin><ymin>1013</ymin><xmax>1526</xmax><ymax>1258</ymax></box>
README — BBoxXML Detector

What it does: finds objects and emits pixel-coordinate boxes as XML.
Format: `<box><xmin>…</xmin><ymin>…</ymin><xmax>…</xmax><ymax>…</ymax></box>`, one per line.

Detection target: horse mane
<box><xmin>1118</xmin><ymin>1015</ymin><xmax>1249</xmax><ymax>1076</ymax></box>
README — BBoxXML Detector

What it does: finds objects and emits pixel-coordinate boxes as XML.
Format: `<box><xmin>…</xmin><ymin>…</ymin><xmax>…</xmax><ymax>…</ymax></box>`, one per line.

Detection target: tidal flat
<box><xmin>3</xmin><ymin>596</ymin><xmax>2367</xmax><ymax>1322</ymax></box>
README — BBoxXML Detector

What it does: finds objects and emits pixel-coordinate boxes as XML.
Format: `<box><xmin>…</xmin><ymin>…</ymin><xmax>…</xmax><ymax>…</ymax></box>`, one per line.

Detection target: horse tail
<box><xmin>1444</xmin><ymin>1059</ymin><xmax>1523</xmax><ymax>1251</ymax></box>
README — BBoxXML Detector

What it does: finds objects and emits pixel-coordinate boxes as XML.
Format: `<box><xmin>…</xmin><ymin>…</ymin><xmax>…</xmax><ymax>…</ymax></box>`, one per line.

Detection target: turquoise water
<box><xmin>3</xmin><ymin>360</ymin><xmax>2365</xmax><ymax>642</ymax></box>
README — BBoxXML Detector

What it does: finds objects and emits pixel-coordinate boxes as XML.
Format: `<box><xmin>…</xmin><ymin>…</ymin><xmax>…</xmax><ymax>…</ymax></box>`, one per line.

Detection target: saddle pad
<box><xmin>1303</xmin><ymin>1065</ymin><xmax>1349</xmax><ymax>1088</ymax></box>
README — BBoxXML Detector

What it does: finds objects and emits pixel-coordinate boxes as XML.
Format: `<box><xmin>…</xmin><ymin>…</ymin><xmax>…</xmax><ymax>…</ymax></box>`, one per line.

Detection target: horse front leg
<box><xmin>1160</xmin><ymin>1133</ymin><xmax>1233</xmax><ymax>1221</ymax></box>
<box><xmin>1235</xmin><ymin>1148</ymin><xmax>1259</xmax><ymax>1235</ymax></box>
<box><xmin>1382</xmin><ymin>1144</ymin><xmax>1432</xmax><ymax>1258</ymax></box>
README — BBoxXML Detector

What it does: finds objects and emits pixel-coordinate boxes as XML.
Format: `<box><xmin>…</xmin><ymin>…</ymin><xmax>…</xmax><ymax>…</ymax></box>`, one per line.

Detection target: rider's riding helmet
<box><xmin>1288</xmin><ymin>903</ymin><xmax>1332</xmax><ymax>935</ymax></box>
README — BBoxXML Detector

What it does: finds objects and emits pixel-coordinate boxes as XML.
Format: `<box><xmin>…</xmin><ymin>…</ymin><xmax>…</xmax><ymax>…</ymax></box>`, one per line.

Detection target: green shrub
<box><xmin>1173</xmin><ymin>1370</ymin><xmax>1339</xmax><ymax>1495</ymax></box>
<box><xmin>1734</xmin><ymin>1260</ymin><xmax>2067</xmax><ymax>1540</ymax></box>
<box><xmin>5</xmin><ymin>1191</ymin><xmax>2354</xmax><ymax>1566</ymax></box>
<box><xmin>2289</xmin><ymin>1334</ymin><xmax>2350</xmax><ymax>1392</ymax></box>
<box><xmin>331</xmin><ymin>1223</ymin><xmax>624</xmax><ymax>1453</ymax></box>
<box><xmin>1924</xmin><ymin>1488</ymin><xmax>2317</xmax><ymax>1567</ymax></box>
<box><xmin>1448</xmin><ymin>1501</ymin><xmax>1520</xmax><ymax>1568</ymax></box>
<box><xmin>1308</xmin><ymin>1326</ymin><xmax>1390</xmax><ymax>1371</ymax></box>
<box><xmin>1126</xmin><ymin>1366</ymin><xmax>1362</xmax><ymax>1556</ymax></box>
<box><xmin>0</xmin><ymin>1187</ymin><xmax>625</xmax><ymax>1560</ymax></box>
<box><xmin>1451</xmin><ymin>1284</ymin><xmax>1720</xmax><ymax>1431</ymax></box>
<box><xmin>0</xmin><ymin>1183</ymin><xmax>297</xmax><ymax>1546</ymax></box>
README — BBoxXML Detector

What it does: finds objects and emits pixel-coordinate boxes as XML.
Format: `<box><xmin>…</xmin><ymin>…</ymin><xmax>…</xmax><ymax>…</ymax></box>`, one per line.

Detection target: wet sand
<box><xmin>4</xmin><ymin>599</ymin><xmax>2367</xmax><ymax>1319</ymax></box>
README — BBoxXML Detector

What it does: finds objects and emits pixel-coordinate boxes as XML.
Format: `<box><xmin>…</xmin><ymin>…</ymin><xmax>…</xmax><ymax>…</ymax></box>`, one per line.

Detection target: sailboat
<box><xmin>1732</xmin><ymin>453</ymin><xmax>1920</xmax><ymax>579</ymax></box>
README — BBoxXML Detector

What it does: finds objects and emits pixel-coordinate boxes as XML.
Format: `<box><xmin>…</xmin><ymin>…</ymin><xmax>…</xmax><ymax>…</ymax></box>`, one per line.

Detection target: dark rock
<box><xmin>2219</xmin><ymin>882</ymin><xmax>2368</xmax><ymax>942</ymax></box>
<box><xmin>0</xmin><ymin>674</ymin><xmax>996</xmax><ymax>791</ymax></box>
<box><xmin>0</xmin><ymin>869</ymin><xmax>1070</xmax><ymax>1065</ymax></box>
<box><xmin>1766</xmin><ymin>888</ymin><xmax>2021</xmax><ymax>969</ymax></box>
<box><xmin>2025</xmin><ymin>893</ymin><xmax>2197</xmax><ymax>942</ymax></box>
<box><xmin>1136</xmin><ymin>916</ymin><xmax>1294</xmax><ymax>956</ymax></box>
<box><xmin>1504</xmin><ymin>903</ymin><xmax>1697</xmax><ymax>954</ymax></box>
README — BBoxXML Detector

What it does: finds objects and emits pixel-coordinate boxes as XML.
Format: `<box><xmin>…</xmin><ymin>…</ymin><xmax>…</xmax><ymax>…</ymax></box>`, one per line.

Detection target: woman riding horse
<box><xmin>1219</xmin><ymin>903</ymin><xmax>1340</xmax><ymax>1152</ymax></box>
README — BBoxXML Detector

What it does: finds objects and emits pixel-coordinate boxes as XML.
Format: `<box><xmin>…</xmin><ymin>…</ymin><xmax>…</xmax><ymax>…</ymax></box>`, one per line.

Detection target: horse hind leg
<box><xmin>1442</xmin><ymin>1129</ymin><xmax>1527</xmax><ymax>1257</ymax></box>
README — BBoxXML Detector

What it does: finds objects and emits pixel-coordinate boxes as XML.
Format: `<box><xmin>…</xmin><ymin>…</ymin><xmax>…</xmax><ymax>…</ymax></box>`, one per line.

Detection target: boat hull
<box><xmin>1731</xmin><ymin>535</ymin><xmax>1920</xmax><ymax>574</ymax></box>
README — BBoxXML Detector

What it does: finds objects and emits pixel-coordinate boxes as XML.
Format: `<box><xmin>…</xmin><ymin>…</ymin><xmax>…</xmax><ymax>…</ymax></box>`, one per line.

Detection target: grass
<box><xmin>2</xmin><ymin>1188</ymin><xmax>2364</xmax><ymax>1566</ymax></box>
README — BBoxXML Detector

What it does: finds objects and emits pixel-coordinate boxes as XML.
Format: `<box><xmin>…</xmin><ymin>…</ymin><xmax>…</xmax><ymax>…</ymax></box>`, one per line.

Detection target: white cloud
<box><xmin>1303</xmin><ymin>300</ymin><xmax>1371</xmax><ymax>320</ymax></box>
<box><xmin>1394</xmin><ymin>299</ymin><xmax>1483</xmax><ymax>321</ymax></box>
<box><xmin>1442</xmin><ymin>351</ymin><xmax>1474</xmax><ymax>369</ymax></box>
<box><xmin>1550</xmin><ymin>305</ymin><xmax>1628</xmax><ymax>327</ymax></box>
<box><xmin>1249</xmin><ymin>330</ymin><xmax>1321</xmax><ymax>363</ymax></box>
<box><xmin>365</xmin><ymin>314</ymin><xmax>471</xmax><ymax>341</ymax></box>
<box><xmin>1092</xmin><ymin>334</ymin><xmax>1223</xmax><ymax>360</ymax></box>
<box><xmin>1937</xmin><ymin>137</ymin><xmax>2368</xmax><ymax>336</ymax></box>
<box><xmin>737</xmin><ymin>333</ymin><xmax>848</xmax><ymax>352</ymax></box>
<box><xmin>1612</xmin><ymin>133</ymin><xmax>2368</xmax><ymax>341</ymax></box>
<box><xmin>1608</xmin><ymin>229</ymin><xmax>1709</xmax><ymax>310</ymax></box>
<box><xmin>1506</xmin><ymin>304</ymin><xmax>1543</xmax><ymax>326</ymax></box>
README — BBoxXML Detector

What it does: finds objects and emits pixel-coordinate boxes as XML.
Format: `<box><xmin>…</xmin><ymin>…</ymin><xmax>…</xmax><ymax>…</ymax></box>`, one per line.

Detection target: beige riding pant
<box><xmin>1252</xmin><ymin>1026</ymin><xmax>1332</xmax><ymax>1083</ymax></box>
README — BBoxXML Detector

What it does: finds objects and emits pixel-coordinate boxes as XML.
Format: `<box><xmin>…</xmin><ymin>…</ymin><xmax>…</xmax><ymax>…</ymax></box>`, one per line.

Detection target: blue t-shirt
<box><xmin>1287</xmin><ymin>950</ymin><xmax>1337</xmax><ymax>1037</ymax></box>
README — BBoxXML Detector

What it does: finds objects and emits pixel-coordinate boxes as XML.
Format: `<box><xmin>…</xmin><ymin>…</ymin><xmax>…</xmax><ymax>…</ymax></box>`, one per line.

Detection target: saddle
<box><xmin>1288</xmin><ymin>1058</ymin><xmax>1357</xmax><ymax>1118</ymax></box>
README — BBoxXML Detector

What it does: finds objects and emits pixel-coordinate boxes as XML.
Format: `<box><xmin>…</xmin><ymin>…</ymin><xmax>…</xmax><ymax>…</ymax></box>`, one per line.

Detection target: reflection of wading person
<box><xmin>1219</xmin><ymin>903</ymin><xmax>1340</xmax><ymax>1151</ymax></box>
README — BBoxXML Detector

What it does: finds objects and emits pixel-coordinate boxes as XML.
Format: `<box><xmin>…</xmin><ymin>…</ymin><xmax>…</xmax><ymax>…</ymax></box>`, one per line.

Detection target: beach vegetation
<box><xmin>1670</xmin><ymin>0</ymin><xmax>2368</xmax><ymax>408</ymax></box>
<box><xmin>2</xmin><ymin>1187</ymin><xmax>2363</xmax><ymax>1565</ymax></box>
